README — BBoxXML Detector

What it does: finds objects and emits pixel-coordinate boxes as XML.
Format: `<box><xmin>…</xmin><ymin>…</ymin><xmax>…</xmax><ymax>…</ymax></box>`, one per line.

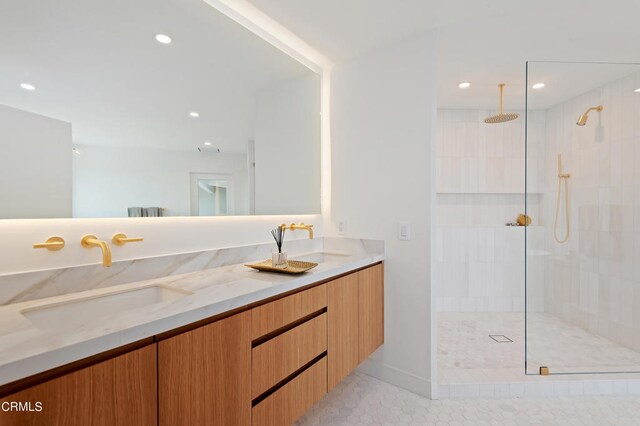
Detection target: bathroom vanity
<box><xmin>0</xmin><ymin>250</ymin><xmax>383</xmax><ymax>425</ymax></box>
<box><xmin>0</xmin><ymin>0</ymin><xmax>385</xmax><ymax>423</ymax></box>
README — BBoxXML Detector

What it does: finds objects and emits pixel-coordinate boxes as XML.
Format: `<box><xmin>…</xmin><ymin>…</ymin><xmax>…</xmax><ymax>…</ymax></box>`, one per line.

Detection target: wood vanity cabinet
<box><xmin>158</xmin><ymin>311</ymin><xmax>251</xmax><ymax>426</ymax></box>
<box><xmin>0</xmin><ymin>262</ymin><xmax>383</xmax><ymax>426</ymax></box>
<box><xmin>328</xmin><ymin>263</ymin><xmax>384</xmax><ymax>390</ymax></box>
<box><xmin>0</xmin><ymin>344</ymin><xmax>157</xmax><ymax>426</ymax></box>
<box><xmin>358</xmin><ymin>263</ymin><xmax>385</xmax><ymax>361</ymax></box>
<box><xmin>327</xmin><ymin>271</ymin><xmax>360</xmax><ymax>389</ymax></box>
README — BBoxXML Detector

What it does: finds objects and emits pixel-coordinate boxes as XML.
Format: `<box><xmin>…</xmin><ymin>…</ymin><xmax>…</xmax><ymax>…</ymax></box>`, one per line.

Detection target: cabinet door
<box><xmin>358</xmin><ymin>263</ymin><xmax>384</xmax><ymax>361</ymax></box>
<box><xmin>0</xmin><ymin>345</ymin><xmax>157</xmax><ymax>426</ymax></box>
<box><xmin>327</xmin><ymin>272</ymin><xmax>359</xmax><ymax>391</ymax></box>
<box><xmin>158</xmin><ymin>311</ymin><xmax>251</xmax><ymax>426</ymax></box>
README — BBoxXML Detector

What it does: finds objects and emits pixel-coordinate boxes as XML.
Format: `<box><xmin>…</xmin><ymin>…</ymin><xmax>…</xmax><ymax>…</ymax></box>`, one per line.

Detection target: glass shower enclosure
<box><xmin>525</xmin><ymin>61</ymin><xmax>640</xmax><ymax>375</ymax></box>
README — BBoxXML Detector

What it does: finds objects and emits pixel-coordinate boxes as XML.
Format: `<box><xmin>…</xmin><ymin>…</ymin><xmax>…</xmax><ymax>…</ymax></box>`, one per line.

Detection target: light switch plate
<box><xmin>398</xmin><ymin>222</ymin><xmax>410</xmax><ymax>241</ymax></box>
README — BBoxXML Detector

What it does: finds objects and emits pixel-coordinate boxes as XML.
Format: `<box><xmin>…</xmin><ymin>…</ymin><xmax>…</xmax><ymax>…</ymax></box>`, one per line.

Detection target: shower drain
<box><xmin>489</xmin><ymin>334</ymin><xmax>513</xmax><ymax>343</ymax></box>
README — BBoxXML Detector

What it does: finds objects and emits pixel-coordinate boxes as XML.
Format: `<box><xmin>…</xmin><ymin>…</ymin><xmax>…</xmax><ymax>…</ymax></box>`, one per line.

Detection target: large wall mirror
<box><xmin>0</xmin><ymin>0</ymin><xmax>321</xmax><ymax>219</ymax></box>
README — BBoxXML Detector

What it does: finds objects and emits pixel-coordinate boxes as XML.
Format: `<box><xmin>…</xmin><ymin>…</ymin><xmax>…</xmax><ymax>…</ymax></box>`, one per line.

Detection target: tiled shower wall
<box><xmin>436</xmin><ymin>110</ymin><xmax>545</xmax><ymax>312</ymax></box>
<box><xmin>541</xmin><ymin>71</ymin><xmax>640</xmax><ymax>352</ymax></box>
<box><xmin>436</xmin><ymin>109</ymin><xmax>545</xmax><ymax>194</ymax></box>
<box><xmin>436</xmin><ymin>224</ymin><xmax>544</xmax><ymax>312</ymax></box>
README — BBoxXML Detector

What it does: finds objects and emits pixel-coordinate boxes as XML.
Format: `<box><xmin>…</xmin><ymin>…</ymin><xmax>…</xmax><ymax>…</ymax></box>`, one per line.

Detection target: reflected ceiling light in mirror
<box><xmin>72</xmin><ymin>148</ymin><xmax>81</xmax><ymax>155</ymax></box>
<box><xmin>155</xmin><ymin>34</ymin><xmax>172</xmax><ymax>44</ymax></box>
<box><xmin>20</xmin><ymin>83</ymin><xmax>36</xmax><ymax>91</ymax></box>
<box><xmin>203</xmin><ymin>141</ymin><xmax>212</xmax><ymax>146</ymax></box>
<box><xmin>189</xmin><ymin>111</ymin><xmax>199</xmax><ymax>117</ymax></box>
<box><xmin>458</xmin><ymin>81</ymin><xmax>471</xmax><ymax>89</ymax></box>
<box><xmin>634</xmin><ymin>88</ymin><xmax>640</xmax><ymax>93</ymax></box>
<box><xmin>532</xmin><ymin>82</ymin><xmax>545</xmax><ymax>89</ymax></box>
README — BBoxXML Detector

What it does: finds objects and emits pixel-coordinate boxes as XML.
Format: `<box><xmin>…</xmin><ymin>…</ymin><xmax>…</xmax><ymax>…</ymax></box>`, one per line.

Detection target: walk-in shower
<box><xmin>435</xmin><ymin>61</ymin><xmax>640</xmax><ymax>398</ymax></box>
<box><xmin>526</xmin><ymin>61</ymin><xmax>640</xmax><ymax>376</ymax></box>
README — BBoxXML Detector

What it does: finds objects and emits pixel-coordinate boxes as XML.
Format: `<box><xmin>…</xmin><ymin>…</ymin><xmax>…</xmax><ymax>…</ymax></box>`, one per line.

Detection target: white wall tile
<box><xmin>543</xmin><ymin>70</ymin><xmax>640</xmax><ymax>356</ymax></box>
<box><xmin>437</xmin><ymin>109</ymin><xmax>544</xmax><ymax>195</ymax></box>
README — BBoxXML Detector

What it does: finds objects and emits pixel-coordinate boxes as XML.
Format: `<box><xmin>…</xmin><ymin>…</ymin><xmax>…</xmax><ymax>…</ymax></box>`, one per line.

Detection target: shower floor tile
<box><xmin>438</xmin><ymin>312</ymin><xmax>640</xmax><ymax>384</ymax></box>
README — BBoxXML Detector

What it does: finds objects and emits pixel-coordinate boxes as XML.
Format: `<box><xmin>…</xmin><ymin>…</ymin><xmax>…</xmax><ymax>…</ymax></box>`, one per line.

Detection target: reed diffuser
<box><xmin>271</xmin><ymin>226</ymin><xmax>287</xmax><ymax>267</ymax></box>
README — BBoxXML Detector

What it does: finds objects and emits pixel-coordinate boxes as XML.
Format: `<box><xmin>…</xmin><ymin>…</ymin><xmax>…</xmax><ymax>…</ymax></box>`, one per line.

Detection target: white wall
<box><xmin>72</xmin><ymin>145</ymin><xmax>248</xmax><ymax>217</ymax></box>
<box><xmin>253</xmin><ymin>74</ymin><xmax>321</xmax><ymax>214</ymax></box>
<box><xmin>328</xmin><ymin>33</ymin><xmax>437</xmax><ymax>397</ymax></box>
<box><xmin>0</xmin><ymin>104</ymin><xmax>72</xmax><ymax>219</ymax></box>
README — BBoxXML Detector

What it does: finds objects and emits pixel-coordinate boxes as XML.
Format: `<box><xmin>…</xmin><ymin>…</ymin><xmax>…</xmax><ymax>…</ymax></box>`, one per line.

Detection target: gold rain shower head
<box><xmin>576</xmin><ymin>105</ymin><xmax>603</xmax><ymax>126</ymax></box>
<box><xmin>484</xmin><ymin>83</ymin><xmax>519</xmax><ymax>124</ymax></box>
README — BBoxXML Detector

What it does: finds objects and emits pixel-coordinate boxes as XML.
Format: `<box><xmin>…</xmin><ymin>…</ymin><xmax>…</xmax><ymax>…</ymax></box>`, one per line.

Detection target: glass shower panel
<box><xmin>525</xmin><ymin>61</ymin><xmax>640</xmax><ymax>375</ymax></box>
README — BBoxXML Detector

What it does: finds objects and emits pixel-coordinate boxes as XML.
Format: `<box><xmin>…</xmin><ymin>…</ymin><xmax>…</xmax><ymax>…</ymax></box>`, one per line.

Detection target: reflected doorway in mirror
<box><xmin>190</xmin><ymin>173</ymin><xmax>235</xmax><ymax>216</ymax></box>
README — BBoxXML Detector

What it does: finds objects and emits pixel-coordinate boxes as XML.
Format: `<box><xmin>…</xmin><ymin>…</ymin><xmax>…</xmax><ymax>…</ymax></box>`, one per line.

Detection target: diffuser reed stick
<box><xmin>271</xmin><ymin>226</ymin><xmax>286</xmax><ymax>253</ymax></box>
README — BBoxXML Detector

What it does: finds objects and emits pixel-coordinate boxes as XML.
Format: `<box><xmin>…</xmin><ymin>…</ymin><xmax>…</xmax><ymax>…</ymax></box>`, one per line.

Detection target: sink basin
<box><xmin>292</xmin><ymin>252</ymin><xmax>352</xmax><ymax>263</ymax></box>
<box><xmin>21</xmin><ymin>285</ymin><xmax>192</xmax><ymax>332</ymax></box>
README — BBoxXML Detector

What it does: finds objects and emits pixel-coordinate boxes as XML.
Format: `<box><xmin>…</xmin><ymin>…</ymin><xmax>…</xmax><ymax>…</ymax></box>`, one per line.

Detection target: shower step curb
<box><xmin>437</xmin><ymin>379</ymin><xmax>640</xmax><ymax>399</ymax></box>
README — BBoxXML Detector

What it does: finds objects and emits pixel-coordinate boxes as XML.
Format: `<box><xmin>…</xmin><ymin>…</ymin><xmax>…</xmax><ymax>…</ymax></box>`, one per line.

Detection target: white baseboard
<box><xmin>357</xmin><ymin>358</ymin><xmax>432</xmax><ymax>398</ymax></box>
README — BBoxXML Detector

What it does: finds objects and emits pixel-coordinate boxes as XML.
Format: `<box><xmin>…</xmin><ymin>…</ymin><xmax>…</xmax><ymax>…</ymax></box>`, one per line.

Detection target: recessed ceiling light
<box><xmin>189</xmin><ymin>111</ymin><xmax>199</xmax><ymax>118</ymax></box>
<box><xmin>204</xmin><ymin>141</ymin><xmax>212</xmax><ymax>146</ymax></box>
<box><xmin>458</xmin><ymin>81</ymin><xmax>471</xmax><ymax>89</ymax></box>
<box><xmin>532</xmin><ymin>82</ymin><xmax>545</xmax><ymax>89</ymax></box>
<box><xmin>20</xmin><ymin>83</ymin><xmax>36</xmax><ymax>91</ymax></box>
<box><xmin>634</xmin><ymin>87</ymin><xmax>640</xmax><ymax>93</ymax></box>
<box><xmin>155</xmin><ymin>34</ymin><xmax>172</xmax><ymax>44</ymax></box>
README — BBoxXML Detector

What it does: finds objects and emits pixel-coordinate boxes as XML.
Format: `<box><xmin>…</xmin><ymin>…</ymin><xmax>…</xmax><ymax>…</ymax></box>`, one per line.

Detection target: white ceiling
<box><xmin>248</xmin><ymin>0</ymin><xmax>640</xmax><ymax>109</ymax></box>
<box><xmin>247</xmin><ymin>0</ymin><xmax>518</xmax><ymax>62</ymax></box>
<box><xmin>0</xmin><ymin>0</ymin><xmax>313</xmax><ymax>153</ymax></box>
<box><xmin>4</xmin><ymin>0</ymin><xmax>638</xmax><ymax>151</ymax></box>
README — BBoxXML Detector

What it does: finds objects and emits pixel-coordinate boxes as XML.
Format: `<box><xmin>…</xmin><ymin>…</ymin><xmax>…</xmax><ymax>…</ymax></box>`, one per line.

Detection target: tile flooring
<box><xmin>437</xmin><ymin>312</ymin><xmax>640</xmax><ymax>398</ymax></box>
<box><xmin>297</xmin><ymin>372</ymin><xmax>640</xmax><ymax>425</ymax></box>
<box><xmin>439</xmin><ymin>312</ymin><xmax>640</xmax><ymax>380</ymax></box>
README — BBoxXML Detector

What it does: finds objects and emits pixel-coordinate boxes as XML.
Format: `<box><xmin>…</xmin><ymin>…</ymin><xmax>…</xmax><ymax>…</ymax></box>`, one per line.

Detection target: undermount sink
<box><xmin>292</xmin><ymin>251</ymin><xmax>352</xmax><ymax>263</ymax></box>
<box><xmin>21</xmin><ymin>285</ymin><xmax>192</xmax><ymax>332</ymax></box>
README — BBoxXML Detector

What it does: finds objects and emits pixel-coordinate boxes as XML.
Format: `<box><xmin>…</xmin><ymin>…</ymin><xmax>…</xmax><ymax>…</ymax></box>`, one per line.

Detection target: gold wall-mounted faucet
<box><xmin>81</xmin><ymin>235</ymin><xmax>112</xmax><ymax>267</ymax></box>
<box><xmin>280</xmin><ymin>222</ymin><xmax>314</xmax><ymax>239</ymax></box>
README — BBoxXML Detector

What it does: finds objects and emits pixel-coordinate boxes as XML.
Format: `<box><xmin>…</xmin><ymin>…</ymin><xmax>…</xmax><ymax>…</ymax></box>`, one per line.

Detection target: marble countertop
<box><xmin>0</xmin><ymin>250</ymin><xmax>384</xmax><ymax>387</ymax></box>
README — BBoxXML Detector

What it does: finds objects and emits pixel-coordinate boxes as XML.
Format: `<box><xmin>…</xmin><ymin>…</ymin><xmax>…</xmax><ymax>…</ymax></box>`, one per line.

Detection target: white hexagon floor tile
<box><xmin>296</xmin><ymin>372</ymin><xmax>640</xmax><ymax>426</ymax></box>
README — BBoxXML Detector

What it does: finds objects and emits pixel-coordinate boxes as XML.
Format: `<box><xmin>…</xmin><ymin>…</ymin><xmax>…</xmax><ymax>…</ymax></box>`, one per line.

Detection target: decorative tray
<box><xmin>245</xmin><ymin>259</ymin><xmax>318</xmax><ymax>274</ymax></box>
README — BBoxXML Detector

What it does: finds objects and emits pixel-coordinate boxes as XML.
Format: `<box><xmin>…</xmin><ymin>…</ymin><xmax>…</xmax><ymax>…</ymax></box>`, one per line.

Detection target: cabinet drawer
<box><xmin>252</xmin><ymin>313</ymin><xmax>327</xmax><ymax>399</ymax></box>
<box><xmin>252</xmin><ymin>357</ymin><xmax>327</xmax><ymax>426</ymax></box>
<box><xmin>251</xmin><ymin>284</ymin><xmax>326</xmax><ymax>339</ymax></box>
